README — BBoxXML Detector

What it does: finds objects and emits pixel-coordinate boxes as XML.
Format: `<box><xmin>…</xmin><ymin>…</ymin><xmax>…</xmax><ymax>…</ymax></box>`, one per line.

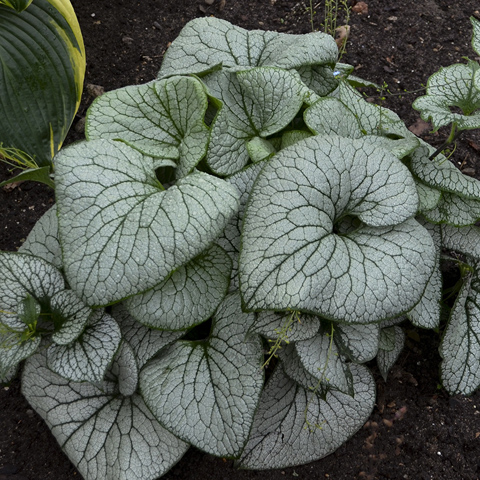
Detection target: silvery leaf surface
<box><xmin>413</xmin><ymin>61</ymin><xmax>480</xmax><ymax>131</ymax></box>
<box><xmin>361</xmin><ymin>135</ymin><xmax>419</xmax><ymax>160</ymax></box>
<box><xmin>22</xmin><ymin>342</ymin><xmax>189</xmax><ymax>480</ymax></box>
<box><xmin>246</xmin><ymin>137</ymin><xmax>276</xmax><ymax>163</ymax></box>
<box><xmin>377</xmin><ymin>326</ymin><xmax>405</xmax><ymax>381</ymax></box>
<box><xmin>55</xmin><ymin>139</ymin><xmax>239</xmax><ymax>307</ymax></box>
<box><xmin>422</xmin><ymin>191</ymin><xmax>480</xmax><ymax>226</ymax></box>
<box><xmin>205</xmin><ymin>67</ymin><xmax>307</xmax><ymax>176</ymax></box>
<box><xmin>335</xmin><ymin>323</ymin><xmax>380</xmax><ymax>363</ymax></box>
<box><xmin>110</xmin><ymin>340</ymin><xmax>138</xmax><ymax>397</ymax></box>
<box><xmin>295</xmin><ymin>329</ymin><xmax>353</xmax><ymax>395</ymax></box>
<box><xmin>112</xmin><ymin>304</ymin><xmax>183</xmax><ymax>369</ymax></box>
<box><xmin>125</xmin><ymin>244</ymin><xmax>231</xmax><ymax>331</ymax></box>
<box><xmin>0</xmin><ymin>364</ymin><xmax>18</xmax><ymax>384</ymax></box>
<box><xmin>252</xmin><ymin>311</ymin><xmax>320</xmax><ymax>343</ymax></box>
<box><xmin>415</xmin><ymin>181</ymin><xmax>442</xmax><ymax>212</ymax></box>
<box><xmin>378</xmin><ymin>326</ymin><xmax>396</xmax><ymax>351</ymax></box>
<box><xmin>240</xmin><ymin>135</ymin><xmax>435</xmax><ymax>323</ymax></box>
<box><xmin>297</xmin><ymin>64</ymin><xmax>338</xmax><ymax>97</ymax></box>
<box><xmin>280</xmin><ymin>130</ymin><xmax>312</xmax><ymax>149</ymax></box>
<box><xmin>86</xmin><ymin>77</ymin><xmax>210</xmax><ymax>179</ymax></box>
<box><xmin>411</xmin><ymin>145</ymin><xmax>480</xmax><ymax>200</ymax></box>
<box><xmin>0</xmin><ymin>252</ymin><xmax>64</xmax><ymax>330</ymax></box>
<box><xmin>217</xmin><ymin>161</ymin><xmax>264</xmax><ymax>291</ymax></box>
<box><xmin>50</xmin><ymin>290</ymin><xmax>92</xmax><ymax>345</ymax></box>
<box><xmin>304</xmin><ymin>97</ymin><xmax>362</xmax><ymax>138</ymax></box>
<box><xmin>0</xmin><ymin>333</ymin><xmax>40</xmax><ymax>378</ymax></box>
<box><xmin>47</xmin><ymin>311</ymin><xmax>121</xmax><ymax>383</ymax></box>
<box><xmin>19</xmin><ymin>206</ymin><xmax>62</xmax><ymax>269</ymax></box>
<box><xmin>237</xmin><ymin>363</ymin><xmax>375</xmax><ymax>470</ymax></box>
<box><xmin>158</xmin><ymin>17</ymin><xmax>337</xmax><ymax>78</ymax></box>
<box><xmin>441</xmin><ymin>223</ymin><xmax>480</xmax><ymax>259</ymax></box>
<box><xmin>140</xmin><ymin>293</ymin><xmax>264</xmax><ymax>458</ymax></box>
<box><xmin>440</xmin><ymin>266</ymin><xmax>480</xmax><ymax>395</ymax></box>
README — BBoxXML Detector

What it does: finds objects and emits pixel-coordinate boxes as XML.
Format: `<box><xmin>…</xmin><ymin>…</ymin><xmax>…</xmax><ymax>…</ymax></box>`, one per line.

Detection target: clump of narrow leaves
<box><xmin>2</xmin><ymin>16</ymin><xmax>480</xmax><ymax>480</ymax></box>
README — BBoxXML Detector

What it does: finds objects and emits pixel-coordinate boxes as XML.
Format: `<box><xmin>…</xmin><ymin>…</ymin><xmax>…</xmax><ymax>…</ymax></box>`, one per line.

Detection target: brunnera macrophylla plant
<box><xmin>2</xmin><ymin>15</ymin><xmax>480</xmax><ymax>480</ymax></box>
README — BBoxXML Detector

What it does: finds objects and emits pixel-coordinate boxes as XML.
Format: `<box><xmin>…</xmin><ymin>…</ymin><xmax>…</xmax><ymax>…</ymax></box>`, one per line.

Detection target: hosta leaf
<box><xmin>0</xmin><ymin>252</ymin><xmax>64</xmax><ymax>330</ymax></box>
<box><xmin>55</xmin><ymin>139</ymin><xmax>239</xmax><ymax>306</ymax></box>
<box><xmin>0</xmin><ymin>333</ymin><xmax>40</xmax><ymax>377</ymax></box>
<box><xmin>304</xmin><ymin>97</ymin><xmax>362</xmax><ymax>138</ymax></box>
<box><xmin>240</xmin><ymin>135</ymin><xmax>435</xmax><ymax>323</ymax></box>
<box><xmin>140</xmin><ymin>293</ymin><xmax>264</xmax><ymax>458</ymax></box>
<box><xmin>0</xmin><ymin>0</ymin><xmax>85</xmax><ymax>166</ymax></box>
<box><xmin>112</xmin><ymin>304</ymin><xmax>183</xmax><ymax>368</ymax></box>
<box><xmin>335</xmin><ymin>323</ymin><xmax>380</xmax><ymax>363</ymax></box>
<box><xmin>295</xmin><ymin>329</ymin><xmax>353</xmax><ymax>394</ymax></box>
<box><xmin>86</xmin><ymin>76</ymin><xmax>210</xmax><ymax>179</ymax></box>
<box><xmin>125</xmin><ymin>244</ymin><xmax>231</xmax><ymax>331</ymax></box>
<box><xmin>422</xmin><ymin>191</ymin><xmax>480</xmax><ymax>226</ymax></box>
<box><xmin>251</xmin><ymin>311</ymin><xmax>321</xmax><ymax>343</ymax></box>
<box><xmin>0</xmin><ymin>165</ymin><xmax>54</xmax><ymax>189</ymax></box>
<box><xmin>22</xmin><ymin>340</ymin><xmax>189</xmax><ymax>480</ymax></box>
<box><xmin>158</xmin><ymin>17</ymin><xmax>337</xmax><ymax>78</ymax></box>
<box><xmin>440</xmin><ymin>266</ymin><xmax>480</xmax><ymax>395</ymax></box>
<box><xmin>205</xmin><ymin>67</ymin><xmax>307</xmax><ymax>176</ymax></box>
<box><xmin>411</xmin><ymin>145</ymin><xmax>480</xmax><ymax>200</ymax></box>
<box><xmin>0</xmin><ymin>0</ymin><xmax>33</xmax><ymax>12</ymax></box>
<box><xmin>237</xmin><ymin>363</ymin><xmax>375</xmax><ymax>470</ymax></box>
<box><xmin>413</xmin><ymin>61</ymin><xmax>480</xmax><ymax>131</ymax></box>
<box><xmin>47</xmin><ymin>311</ymin><xmax>121</xmax><ymax>383</ymax></box>
<box><xmin>377</xmin><ymin>326</ymin><xmax>405</xmax><ymax>381</ymax></box>
<box><xmin>50</xmin><ymin>290</ymin><xmax>92</xmax><ymax>345</ymax></box>
<box><xmin>18</xmin><ymin>206</ymin><xmax>61</xmax><ymax>269</ymax></box>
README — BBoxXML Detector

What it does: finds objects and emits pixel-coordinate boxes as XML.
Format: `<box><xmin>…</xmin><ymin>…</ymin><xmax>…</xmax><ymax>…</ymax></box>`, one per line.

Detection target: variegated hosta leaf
<box><xmin>377</xmin><ymin>326</ymin><xmax>405</xmax><ymax>381</ymax></box>
<box><xmin>125</xmin><ymin>244</ymin><xmax>231</xmax><ymax>331</ymax></box>
<box><xmin>205</xmin><ymin>67</ymin><xmax>308</xmax><ymax>176</ymax></box>
<box><xmin>422</xmin><ymin>191</ymin><xmax>480</xmax><ymax>226</ymax></box>
<box><xmin>22</xmin><ymin>340</ymin><xmax>189</xmax><ymax>480</ymax></box>
<box><xmin>295</xmin><ymin>329</ymin><xmax>353</xmax><ymax>395</ymax></box>
<box><xmin>413</xmin><ymin>60</ymin><xmax>480</xmax><ymax>131</ymax></box>
<box><xmin>217</xmin><ymin>161</ymin><xmax>265</xmax><ymax>291</ymax></box>
<box><xmin>335</xmin><ymin>323</ymin><xmax>380</xmax><ymax>363</ymax></box>
<box><xmin>411</xmin><ymin>145</ymin><xmax>480</xmax><ymax>200</ymax></box>
<box><xmin>158</xmin><ymin>17</ymin><xmax>337</xmax><ymax>78</ymax></box>
<box><xmin>240</xmin><ymin>135</ymin><xmax>436</xmax><ymax>323</ymax></box>
<box><xmin>55</xmin><ymin>138</ymin><xmax>239</xmax><ymax>307</ymax></box>
<box><xmin>0</xmin><ymin>252</ymin><xmax>65</xmax><ymax>330</ymax></box>
<box><xmin>251</xmin><ymin>311</ymin><xmax>321</xmax><ymax>343</ymax></box>
<box><xmin>112</xmin><ymin>304</ymin><xmax>183</xmax><ymax>369</ymax></box>
<box><xmin>140</xmin><ymin>293</ymin><xmax>264</xmax><ymax>458</ymax></box>
<box><xmin>237</xmin><ymin>363</ymin><xmax>375</xmax><ymax>470</ymax></box>
<box><xmin>47</xmin><ymin>311</ymin><xmax>121</xmax><ymax>383</ymax></box>
<box><xmin>19</xmin><ymin>205</ymin><xmax>62</xmax><ymax>269</ymax></box>
<box><xmin>440</xmin><ymin>266</ymin><xmax>480</xmax><ymax>395</ymax></box>
<box><xmin>86</xmin><ymin>76</ymin><xmax>210</xmax><ymax>179</ymax></box>
<box><xmin>50</xmin><ymin>290</ymin><xmax>92</xmax><ymax>345</ymax></box>
<box><xmin>304</xmin><ymin>97</ymin><xmax>362</xmax><ymax>138</ymax></box>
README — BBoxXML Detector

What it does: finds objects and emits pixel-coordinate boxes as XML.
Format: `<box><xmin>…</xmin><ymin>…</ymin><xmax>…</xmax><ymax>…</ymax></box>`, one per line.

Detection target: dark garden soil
<box><xmin>1</xmin><ymin>1</ymin><xmax>480</xmax><ymax>479</ymax></box>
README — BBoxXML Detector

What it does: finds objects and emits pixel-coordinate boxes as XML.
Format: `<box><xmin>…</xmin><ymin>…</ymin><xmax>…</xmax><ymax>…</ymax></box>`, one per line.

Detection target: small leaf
<box><xmin>237</xmin><ymin>363</ymin><xmax>375</xmax><ymax>470</ymax></box>
<box><xmin>86</xmin><ymin>76</ymin><xmax>210</xmax><ymax>179</ymax></box>
<box><xmin>140</xmin><ymin>293</ymin><xmax>264</xmax><ymax>458</ymax></box>
<box><xmin>296</xmin><ymin>64</ymin><xmax>338</xmax><ymax>97</ymax></box>
<box><xmin>246</xmin><ymin>137</ymin><xmax>276</xmax><ymax>163</ymax></box>
<box><xmin>335</xmin><ymin>323</ymin><xmax>380</xmax><ymax>363</ymax></box>
<box><xmin>441</xmin><ymin>223</ymin><xmax>480</xmax><ymax>259</ymax></box>
<box><xmin>415</xmin><ymin>181</ymin><xmax>442</xmax><ymax>212</ymax></box>
<box><xmin>413</xmin><ymin>61</ymin><xmax>480</xmax><ymax>131</ymax></box>
<box><xmin>55</xmin><ymin>139</ymin><xmax>239</xmax><ymax>306</ymax></box>
<box><xmin>0</xmin><ymin>333</ymin><xmax>40</xmax><ymax>378</ymax></box>
<box><xmin>19</xmin><ymin>206</ymin><xmax>62</xmax><ymax>269</ymax></box>
<box><xmin>377</xmin><ymin>326</ymin><xmax>405</xmax><ymax>381</ymax></box>
<box><xmin>280</xmin><ymin>130</ymin><xmax>312</xmax><ymax>149</ymax></box>
<box><xmin>440</xmin><ymin>265</ymin><xmax>480</xmax><ymax>395</ymax></box>
<box><xmin>472</xmin><ymin>16</ymin><xmax>480</xmax><ymax>56</ymax></box>
<box><xmin>422</xmin><ymin>191</ymin><xmax>480</xmax><ymax>226</ymax></box>
<box><xmin>125</xmin><ymin>245</ymin><xmax>231</xmax><ymax>331</ymax></box>
<box><xmin>47</xmin><ymin>311</ymin><xmax>121</xmax><ymax>383</ymax></box>
<box><xmin>22</xmin><ymin>341</ymin><xmax>189</xmax><ymax>480</ymax></box>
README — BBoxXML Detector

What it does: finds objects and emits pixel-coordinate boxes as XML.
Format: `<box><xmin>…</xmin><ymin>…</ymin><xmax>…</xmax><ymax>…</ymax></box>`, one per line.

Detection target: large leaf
<box><xmin>0</xmin><ymin>0</ymin><xmax>85</xmax><ymax>166</ymax></box>
<box><xmin>55</xmin><ymin>139</ymin><xmax>240</xmax><ymax>306</ymax></box>
<box><xmin>86</xmin><ymin>76</ymin><xmax>210</xmax><ymax>179</ymax></box>
<box><xmin>205</xmin><ymin>67</ymin><xmax>308</xmax><ymax>176</ymax></box>
<box><xmin>46</xmin><ymin>310</ymin><xmax>121</xmax><ymax>383</ymax></box>
<box><xmin>413</xmin><ymin>60</ymin><xmax>480</xmax><ymax>131</ymax></box>
<box><xmin>140</xmin><ymin>293</ymin><xmax>264</xmax><ymax>458</ymax></box>
<box><xmin>0</xmin><ymin>251</ymin><xmax>64</xmax><ymax>330</ymax></box>
<box><xmin>125</xmin><ymin>244</ymin><xmax>231</xmax><ymax>331</ymax></box>
<box><xmin>440</xmin><ymin>265</ymin><xmax>480</xmax><ymax>395</ymax></box>
<box><xmin>240</xmin><ymin>135</ymin><xmax>436</xmax><ymax>323</ymax></box>
<box><xmin>237</xmin><ymin>363</ymin><xmax>375</xmax><ymax>470</ymax></box>
<box><xmin>158</xmin><ymin>17</ymin><xmax>337</xmax><ymax>78</ymax></box>
<box><xmin>22</xmin><ymin>338</ymin><xmax>189</xmax><ymax>480</ymax></box>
